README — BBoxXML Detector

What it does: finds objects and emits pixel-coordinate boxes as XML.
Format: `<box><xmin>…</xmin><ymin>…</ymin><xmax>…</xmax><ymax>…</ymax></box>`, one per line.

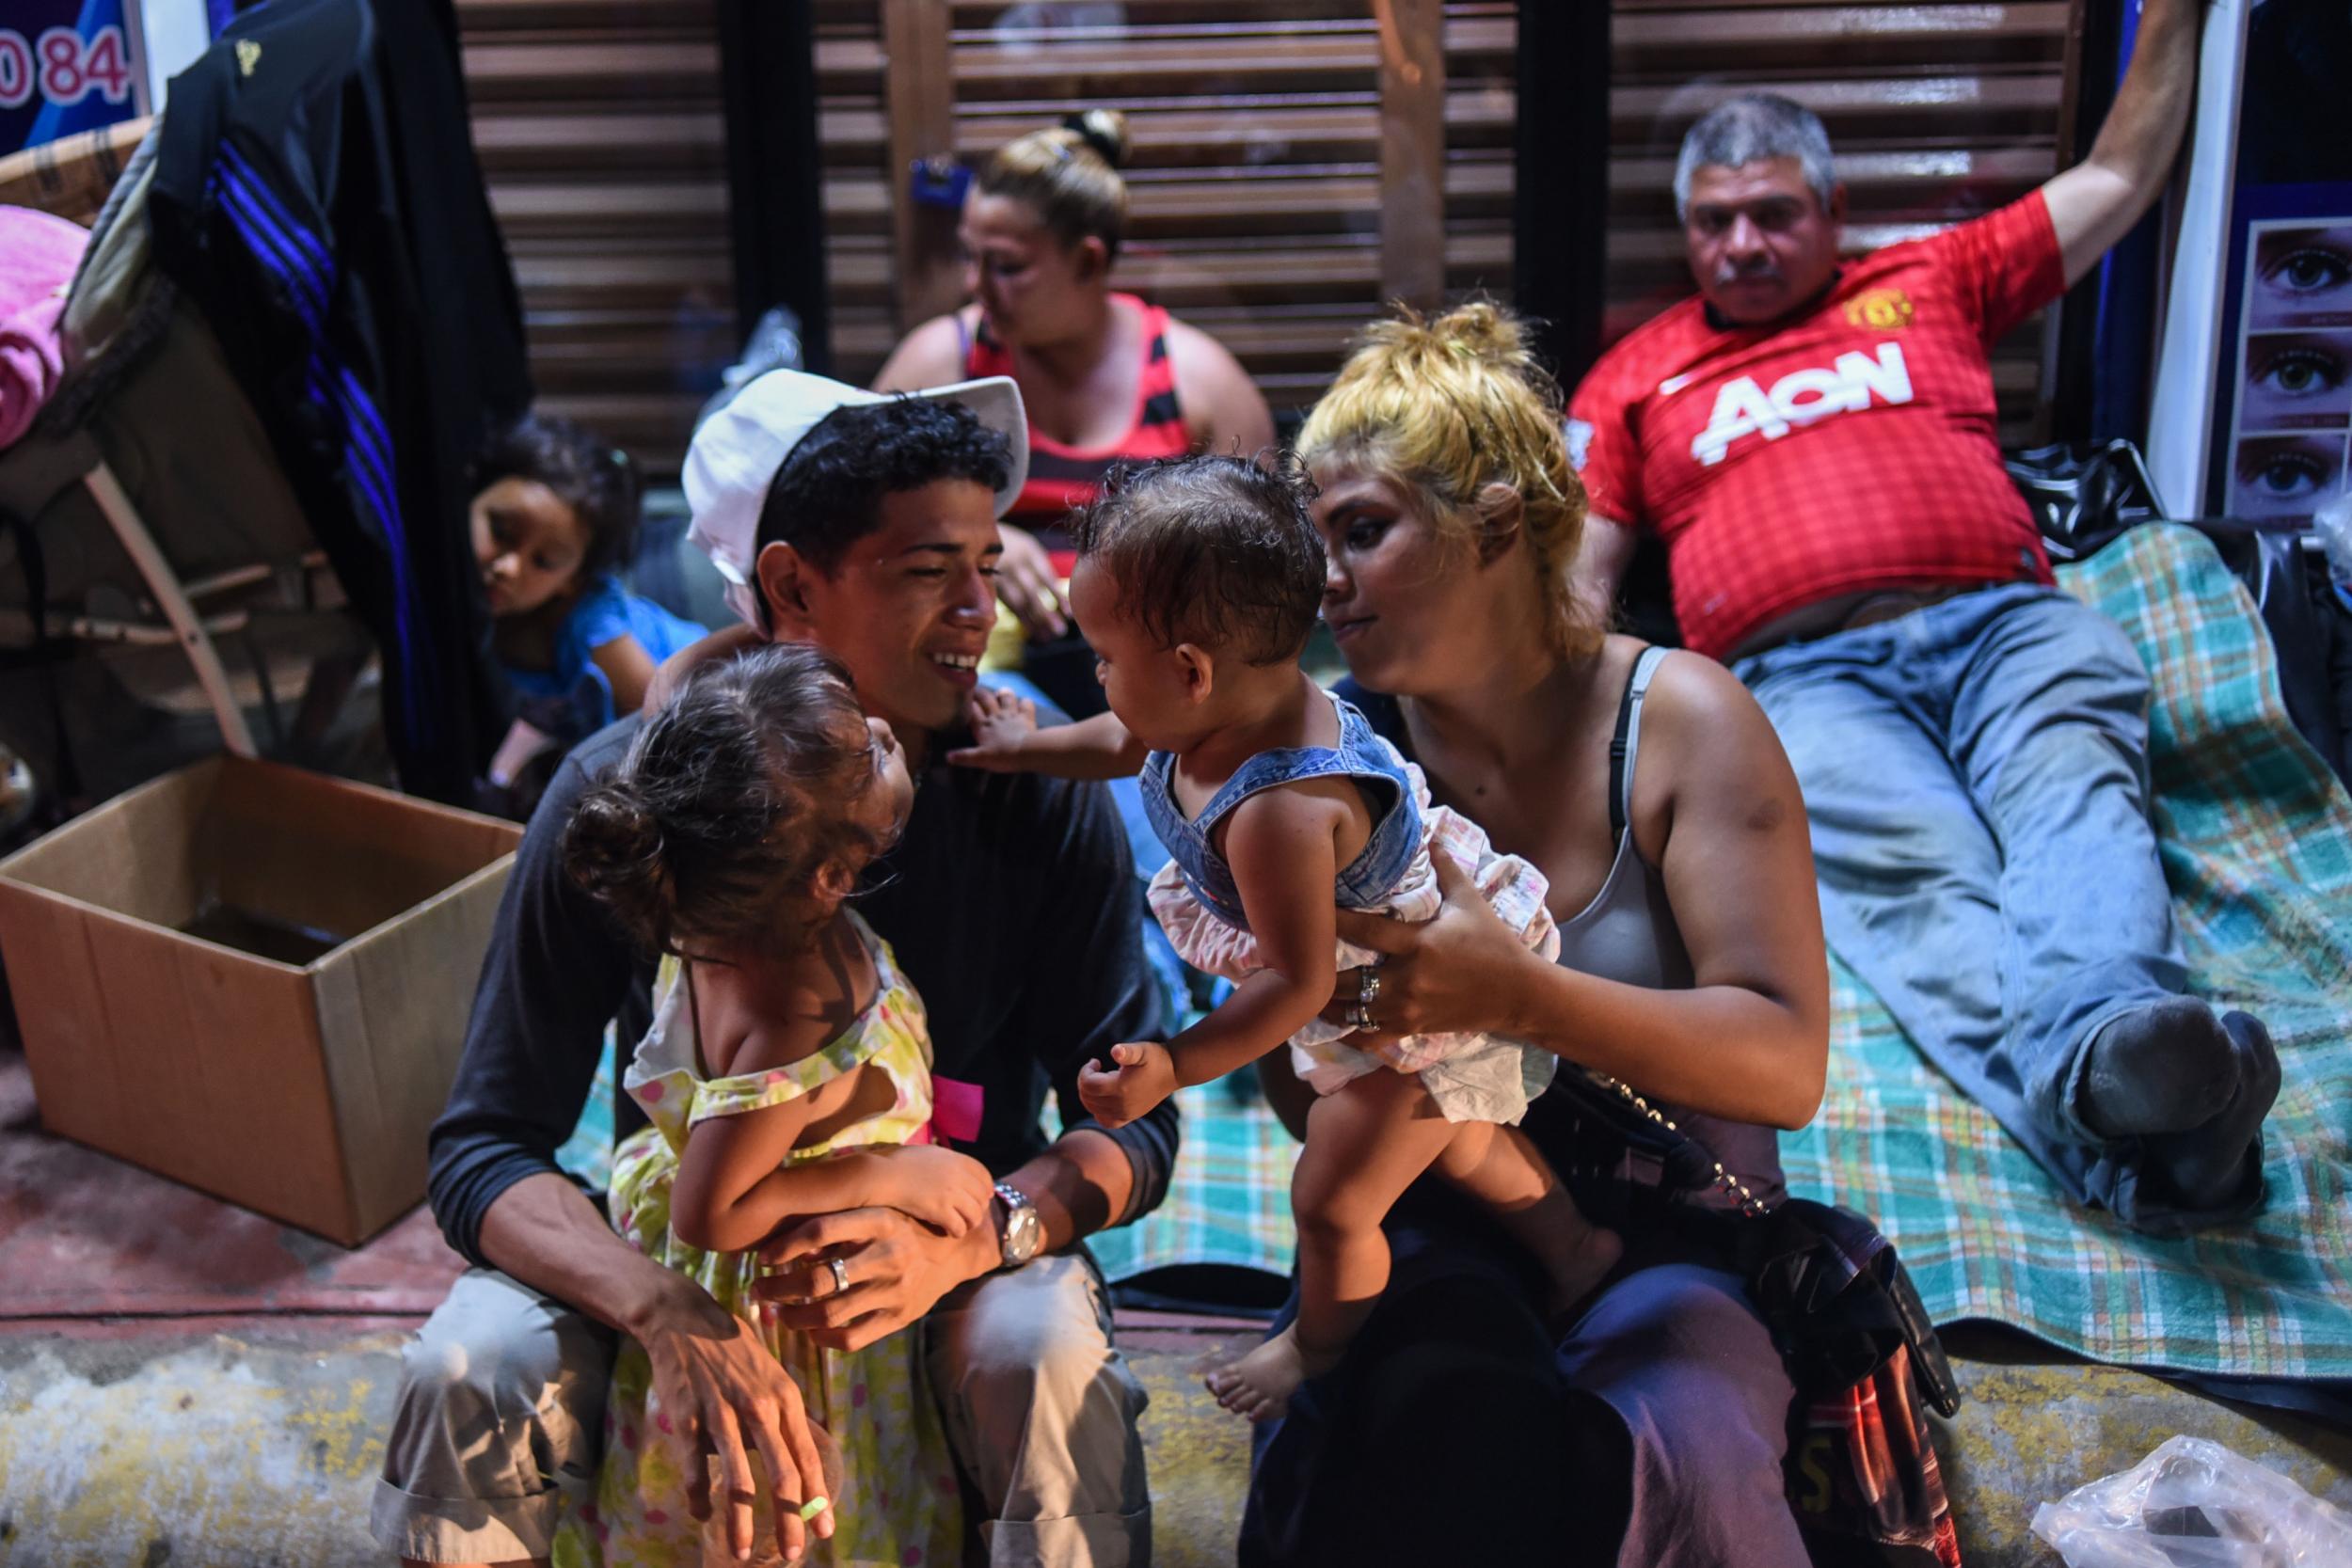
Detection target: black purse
<box><xmin>1549</xmin><ymin>1062</ymin><xmax>1961</xmax><ymax>1418</ymax></box>
<box><xmin>1549</xmin><ymin>1067</ymin><xmax>1968</xmax><ymax>1564</ymax></box>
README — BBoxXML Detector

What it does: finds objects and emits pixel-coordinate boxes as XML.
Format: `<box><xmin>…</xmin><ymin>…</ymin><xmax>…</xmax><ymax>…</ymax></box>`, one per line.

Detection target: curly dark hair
<box><xmin>1070</xmin><ymin>453</ymin><xmax>1324</xmax><ymax>666</ymax></box>
<box><xmin>753</xmin><ymin>398</ymin><xmax>1012</xmax><ymax>604</ymax></box>
<box><xmin>471</xmin><ymin>413</ymin><xmax>645</xmax><ymax>579</ymax></box>
<box><xmin>563</xmin><ymin>644</ymin><xmax>887</xmax><ymax>958</ymax></box>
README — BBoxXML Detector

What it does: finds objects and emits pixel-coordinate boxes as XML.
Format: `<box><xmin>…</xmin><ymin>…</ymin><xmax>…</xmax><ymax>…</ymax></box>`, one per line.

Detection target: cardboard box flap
<box><xmin>312</xmin><ymin>855</ymin><xmax>513</xmax><ymax>1239</ymax></box>
<box><xmin>208</xmin><ymin>760</ymin><xmax>521</xmax><ymax>953</ymax></box>
<box><xmin>0</xmin><ymin>758</ymin><xmax>222</xmax><ymax>927</ymax></box>
<box><xmin>24</xmin><ymin>898</ymin><xmax>351</xmax><ymax>1237</ymax></box>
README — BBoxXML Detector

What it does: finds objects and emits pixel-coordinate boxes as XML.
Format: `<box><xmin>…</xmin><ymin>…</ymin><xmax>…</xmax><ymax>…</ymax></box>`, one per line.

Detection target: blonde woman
<box><xmin>875</xmin><ymin>111</ymin><xmax>1275</xmax><ymax>715</ymax></box>
<box><xmin>1242</xmin><ymin>303</ymin><xmax>1831</xmax><ymax>1567</ymax></box>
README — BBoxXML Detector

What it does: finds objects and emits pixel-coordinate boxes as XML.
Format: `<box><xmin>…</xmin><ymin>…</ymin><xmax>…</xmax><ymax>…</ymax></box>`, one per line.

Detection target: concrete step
<box><xmin>4</xmin><ymin>1315</ymin><xmax>2348</xmax><ymax>1567</ymax></box>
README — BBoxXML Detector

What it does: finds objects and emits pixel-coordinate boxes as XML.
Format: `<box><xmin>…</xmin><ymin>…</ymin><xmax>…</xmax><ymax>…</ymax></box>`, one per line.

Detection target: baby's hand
<box><xmin>880</xmin><ymin>1144</ymin><xmax>995</xmax><ymax>1236</ymax></box>
<box><xmin>1077</xmin><ymin>1042</ymin><xmax>1178</xmax><ymax>1130</ymax></box>
<box><xmin>947</xmin><ymin>687</ymin><xmax>1038</xmax><ymax>770</ymax></box>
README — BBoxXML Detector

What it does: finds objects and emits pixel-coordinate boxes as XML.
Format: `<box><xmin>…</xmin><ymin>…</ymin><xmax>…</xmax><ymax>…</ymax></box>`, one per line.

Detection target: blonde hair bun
<box><xmin>1429</xmin><ymin>298</ymin><xmax>1524</xmax><ymax>365</ymax></box>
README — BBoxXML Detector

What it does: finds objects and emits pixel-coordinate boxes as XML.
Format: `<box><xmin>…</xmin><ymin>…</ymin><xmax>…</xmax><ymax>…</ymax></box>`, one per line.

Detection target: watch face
<box><xmin>998</xmin><ymin>1187</ymin><xmax>1043</xmax><ymax>1263</ymax></box>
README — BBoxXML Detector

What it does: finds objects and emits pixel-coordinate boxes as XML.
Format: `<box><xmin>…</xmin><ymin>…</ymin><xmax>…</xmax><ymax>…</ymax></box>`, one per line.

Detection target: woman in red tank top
<box><xmin>874</xmin><ymin>111</ymin><xmax>1274</xmax><ymax>711</ymax></box>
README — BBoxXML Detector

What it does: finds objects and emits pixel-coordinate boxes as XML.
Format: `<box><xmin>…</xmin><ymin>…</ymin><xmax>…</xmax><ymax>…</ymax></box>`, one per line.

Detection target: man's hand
<box><xmin>1318</xmin><ymin>852</ymin><xmax>1540</xmax><ymax>1043</ymax></box>
<box><xmin>947</xmin><ymin>686</ymin><xmax>1040</xmax><ymax>770</ymax></box>
<box><xmin>1077</xmin><ymin>1041</ymin><xmax>1179</xmax><ymax>1130</ymax></box>
<box><xmin>753</xmin><ymin>1205</ymin><xmax>995</xmax><ymax>1353</ymax></box>
<box><xmin>638</xmin><ymin>1278</ymin><xmax>837</xmax><ymax>1561</ymax></box>
<box><xmin>995</xmin><ymin>524</ymin><xmax>1070</xmax><ymax>640</ymax></box>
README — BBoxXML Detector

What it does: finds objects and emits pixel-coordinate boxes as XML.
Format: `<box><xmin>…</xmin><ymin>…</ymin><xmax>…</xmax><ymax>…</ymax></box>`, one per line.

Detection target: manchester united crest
<box><xmin>1843</xmin><ymin>289</ymin><xmax>1915</xmax><ymax>330</ymax></box>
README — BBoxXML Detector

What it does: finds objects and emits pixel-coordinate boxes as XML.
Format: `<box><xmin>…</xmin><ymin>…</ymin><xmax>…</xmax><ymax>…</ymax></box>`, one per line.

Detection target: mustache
<box><xmin>1713</xmin><ymin>259</ymin><xmax>1784</xmax><ymax>287</ymax></box>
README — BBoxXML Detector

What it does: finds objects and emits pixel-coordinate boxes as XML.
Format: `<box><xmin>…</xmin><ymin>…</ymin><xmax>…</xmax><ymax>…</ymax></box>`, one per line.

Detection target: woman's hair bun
<box><xmin>1427</xmin><ymin>299</ymin><xmax>1526</xmax><ymax>367</ymax></box>
<box><xmin>1061</xmin><ymin>107</ymin><xmax>1131</xmax><ymax>170</ymax></box>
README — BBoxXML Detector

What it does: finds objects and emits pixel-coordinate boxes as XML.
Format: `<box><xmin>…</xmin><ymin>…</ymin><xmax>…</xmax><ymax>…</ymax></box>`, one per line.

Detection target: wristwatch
<box><xmin>993</xmin><ymin>1182</ymin><xmax>1043</xmax><ymax>1270</ymax></box>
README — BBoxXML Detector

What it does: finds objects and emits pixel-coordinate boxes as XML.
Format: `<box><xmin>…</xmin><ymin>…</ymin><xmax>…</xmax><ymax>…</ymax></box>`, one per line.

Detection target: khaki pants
<box><xmin>373</xmin><ymin>1255</ymin><xmax>1152</xmax><ymax>1565</ymax></box>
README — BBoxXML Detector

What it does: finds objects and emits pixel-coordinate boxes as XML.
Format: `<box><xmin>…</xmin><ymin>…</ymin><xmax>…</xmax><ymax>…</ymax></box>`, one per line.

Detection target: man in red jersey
<box><xmin>1569</xmin><ymin>0</ymin><xmax>2276</xmax><ymax>1233</ymax></box>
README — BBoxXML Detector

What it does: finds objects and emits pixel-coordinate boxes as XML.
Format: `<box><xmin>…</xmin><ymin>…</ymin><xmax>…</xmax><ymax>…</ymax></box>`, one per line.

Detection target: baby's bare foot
<box><xmin>1546</xmin><ymin>1227</ymin><xmax>1626</xmax><ymax>1336</ymax></box>
<box><xmin>1204</xmin><ymin>1325</ymin><xmax>1338</xmax><ymax>1423</ymax></box>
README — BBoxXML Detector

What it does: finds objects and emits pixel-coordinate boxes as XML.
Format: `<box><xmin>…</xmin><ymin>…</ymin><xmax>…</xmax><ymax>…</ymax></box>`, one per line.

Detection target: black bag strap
<box><xmin>1551</xmin><ymin>1053</ymin><xmax>1963</xmax><ymax>1418</ymax></box>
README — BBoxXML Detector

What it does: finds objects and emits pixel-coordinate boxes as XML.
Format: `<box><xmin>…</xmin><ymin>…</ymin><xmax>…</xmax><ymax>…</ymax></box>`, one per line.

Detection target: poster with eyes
<box><xmin>2207</xmin><ymin>0</ymin><xmax>2352</xmax><ymax>522</ymax></box>
<box><xmin>2227</xmin><ymin>222</ymin><xmax>2352</xmax><ymax>523</ymax></box>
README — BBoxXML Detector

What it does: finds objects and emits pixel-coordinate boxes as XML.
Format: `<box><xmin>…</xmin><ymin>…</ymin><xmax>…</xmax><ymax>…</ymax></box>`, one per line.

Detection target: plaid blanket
<box><xmin>1782</xmin><ymin>523</ymin><xmax>2352</xmax><ymax>1380</ymax></box>
<box><xmin>557</xmin><ymin>1044</ymin><xmax>1299</xmax><ymax>1283</ymax></box>
<box><xmin>560</xmin><ymin>523</ymin><xmax>2349</xmax><ymax>1375</ymax></box>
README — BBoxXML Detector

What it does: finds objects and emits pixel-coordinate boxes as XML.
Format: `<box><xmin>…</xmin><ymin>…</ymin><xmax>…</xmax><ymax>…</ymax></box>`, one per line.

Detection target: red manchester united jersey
<box><xmin>1568</xmin><ymin>192</ymin><xmax>2067</xmax><ymax>659</ymax></box>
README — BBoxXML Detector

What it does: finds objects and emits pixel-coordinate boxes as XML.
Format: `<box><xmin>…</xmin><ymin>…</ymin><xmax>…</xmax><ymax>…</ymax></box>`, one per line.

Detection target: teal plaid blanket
<box><xmin>1782</xmin><ymin>523</ymin><xmax>2352</xmax><ymax>1380</ymax></box>
<box><xmin>558</xmin><ymin>1051</ymin><xmax>1298</xmax><ymax>1282</ymax></box>
<box><xmin>562</xmin><ymin>522</ymin><xmax>2349</xmax><ymax>1376</ymax></box>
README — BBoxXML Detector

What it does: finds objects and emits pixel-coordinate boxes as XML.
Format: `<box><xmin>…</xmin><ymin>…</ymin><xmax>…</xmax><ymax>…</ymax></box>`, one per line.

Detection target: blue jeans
<box><xmin>1733</xmin><ymin>584</ymin><xmax>2199</xmax><ymax>1227</ymax></box>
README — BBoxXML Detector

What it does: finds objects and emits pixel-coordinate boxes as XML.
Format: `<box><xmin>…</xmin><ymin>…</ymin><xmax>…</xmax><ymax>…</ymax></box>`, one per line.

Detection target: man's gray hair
<box><xmin>1673</xmin><ymin>93</ymin><xmax>1836</xmax><ymax>221</ymax></box>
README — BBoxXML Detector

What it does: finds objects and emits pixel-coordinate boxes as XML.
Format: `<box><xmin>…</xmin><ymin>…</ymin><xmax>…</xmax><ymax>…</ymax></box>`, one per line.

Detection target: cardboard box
<box><xmin>0</xmin><ymin>756</ymin><xmax>521</xmax><ymax>1244</ymax></box>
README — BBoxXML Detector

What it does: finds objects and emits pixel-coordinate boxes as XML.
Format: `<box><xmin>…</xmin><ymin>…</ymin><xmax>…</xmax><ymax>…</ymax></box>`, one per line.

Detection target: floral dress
<box><xmin>551</xmin><ymin>911</ymin><xmax>964</xmax><ymax>1568</ymax></box>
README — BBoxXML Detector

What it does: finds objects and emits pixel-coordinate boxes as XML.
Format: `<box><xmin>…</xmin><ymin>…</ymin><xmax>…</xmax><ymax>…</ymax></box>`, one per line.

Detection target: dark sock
<box><xmin>2077</xmin><ymin>997</ymin><xmax>2241</xmax><ymax>1137</ymax></box>
<box><xmin>2139</xmin><ymin>1010</ymin><xmax>2280</xmax><ymax>1219</ymax></box>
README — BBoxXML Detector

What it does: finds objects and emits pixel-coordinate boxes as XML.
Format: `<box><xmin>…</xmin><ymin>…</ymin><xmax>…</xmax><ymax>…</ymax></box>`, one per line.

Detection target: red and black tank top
<box><xmin>963</xmin><ymin>293</ymin><xmax>1192</xmax><ymax>560</ymax></box>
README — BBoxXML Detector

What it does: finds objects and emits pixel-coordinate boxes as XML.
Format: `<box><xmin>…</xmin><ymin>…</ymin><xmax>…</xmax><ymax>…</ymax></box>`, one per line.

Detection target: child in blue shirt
<box><xmin>470</xmin><ymin>413</ymin><xmax>706</xmax><ymax>721</ymax></box>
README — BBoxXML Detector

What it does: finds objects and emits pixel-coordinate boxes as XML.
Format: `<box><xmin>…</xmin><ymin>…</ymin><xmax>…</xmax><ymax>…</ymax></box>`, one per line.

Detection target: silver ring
<box><xmin>827</xmin><ymin>1257</ymin><xmax>850</xmax><ymax>1297</ymax></box>
<box><xmin>1359</xmin><ymin>968</ymin><xmax>1382</xmax><ymax>1005</ymax></box>
<box><xmin>1349</xmin><ymin>1003</ymin><xmax>1376</xmax><ymax>1032</ymax></box>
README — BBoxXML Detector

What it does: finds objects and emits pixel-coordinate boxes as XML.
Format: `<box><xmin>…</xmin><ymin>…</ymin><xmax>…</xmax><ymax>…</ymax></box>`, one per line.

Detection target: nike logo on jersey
<box><xmin>1690</xmin><ymin>343</ymin><xmax>1914</xmax><ymax>467</ymax></box>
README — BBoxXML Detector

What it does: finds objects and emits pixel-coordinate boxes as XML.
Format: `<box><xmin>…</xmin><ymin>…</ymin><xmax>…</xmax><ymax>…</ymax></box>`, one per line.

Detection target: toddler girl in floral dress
<box><xmin>553</xmin><ymin>643</ymin><xmax>995</xmax><ymax>1567</ymax></box>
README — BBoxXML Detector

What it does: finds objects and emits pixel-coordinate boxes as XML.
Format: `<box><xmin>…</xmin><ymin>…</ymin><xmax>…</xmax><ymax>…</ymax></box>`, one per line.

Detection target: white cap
<box><xmin>683</xmin><ymin>370</ymin><xmax>1029</xmax><ymax>626</ymax></box>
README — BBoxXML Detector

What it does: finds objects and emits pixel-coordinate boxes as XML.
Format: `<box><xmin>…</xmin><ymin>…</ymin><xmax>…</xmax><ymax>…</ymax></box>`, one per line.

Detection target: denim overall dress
<box><xmin>1139</xmin><ymin>692</ymin><xmax>1561</xmax><ymax>1123</ymax></box>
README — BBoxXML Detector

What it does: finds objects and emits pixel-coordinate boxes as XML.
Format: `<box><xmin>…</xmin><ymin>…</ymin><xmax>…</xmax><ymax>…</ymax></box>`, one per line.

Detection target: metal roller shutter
<box><xmin>454</xmin><ymin>0</ymin><xmax>738</xmax><ymax>480</ymax></box>
<box><xmin>446</xmin><ymin>1</ymin><xmax>2075</xmax><ymax>471</ymax></box>
<box><xmin>818</xmin><ymin>1</ymin><xmax>1518</xmax><ymax>417</ymax></box>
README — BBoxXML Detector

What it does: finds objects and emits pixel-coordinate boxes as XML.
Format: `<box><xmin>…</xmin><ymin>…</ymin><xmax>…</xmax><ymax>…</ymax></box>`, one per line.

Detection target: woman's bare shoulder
<box><xmin>1604</xmin><ymin>640</ymin><xmax>1789</xmax><ymax>835</ymax></box>
<box><xmin>1634</xmin><ymin>642</ymin><xmax>1769</xmax><ymax>734</ymax></box>
<box><xmin>1162</xmin><ymin>314</ymin><xmax>1274</xmax><ymax>452</ymax></box>
<box><xmin>872</xmin><ymin>310</ymin><xmax>976</xmax><ymax>392</ymax></box>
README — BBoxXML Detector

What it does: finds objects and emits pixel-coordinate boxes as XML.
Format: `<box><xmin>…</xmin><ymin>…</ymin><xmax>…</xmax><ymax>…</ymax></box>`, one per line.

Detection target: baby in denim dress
<box><xmin>950</xmin><ymin>455</ymin><xmax>1621</xmax><ymax>1419</ymax></box>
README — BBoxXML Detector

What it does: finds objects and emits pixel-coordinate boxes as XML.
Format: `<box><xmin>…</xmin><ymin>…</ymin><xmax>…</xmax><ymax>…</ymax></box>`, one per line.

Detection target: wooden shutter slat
<box><xmin>456</xmin><ymin>0</ymin><xmax>733</xmax><ymax>483</ymax></box>
<box><xmin>1603</xmin><ymin>0</ymin><xmax>2070</xmax><ymax>445</ymax></box>
<box><xmin>820</xmin><ymin>3</ymin><xmax>1515</xmax><ymax>408</ymax></box>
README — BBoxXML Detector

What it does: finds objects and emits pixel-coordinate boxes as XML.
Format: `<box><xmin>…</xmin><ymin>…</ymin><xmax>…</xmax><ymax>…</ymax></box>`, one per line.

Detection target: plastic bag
<box><xmin>2029</xmin><ymin>1435</ymin><xmax>2352</xmax><ymax>1567</ymax></box>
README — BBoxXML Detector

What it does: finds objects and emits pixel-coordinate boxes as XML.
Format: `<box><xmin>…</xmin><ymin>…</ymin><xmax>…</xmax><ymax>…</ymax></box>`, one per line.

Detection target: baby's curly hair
<box><xmin>564</xmin><ymin>644</ymin><xmax>887</xmax><ymax>958</ymax></box>
<box><xmin>1069</xmin><ymin>453</ymin><xmax>1324</xmax><ymax>666</ymax></box>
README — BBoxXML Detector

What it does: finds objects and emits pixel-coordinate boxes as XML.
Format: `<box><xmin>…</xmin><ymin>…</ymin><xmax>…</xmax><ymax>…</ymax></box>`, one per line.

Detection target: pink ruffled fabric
<box><xmin>1150</xmin><ymin>759</ymin><xmax>1563</xmax><ymax>1123</ymax></box>
<box><xmin>0</xmin><ymin>206</ymin><xmax>90</xmax><ymax>451</ymax></box>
